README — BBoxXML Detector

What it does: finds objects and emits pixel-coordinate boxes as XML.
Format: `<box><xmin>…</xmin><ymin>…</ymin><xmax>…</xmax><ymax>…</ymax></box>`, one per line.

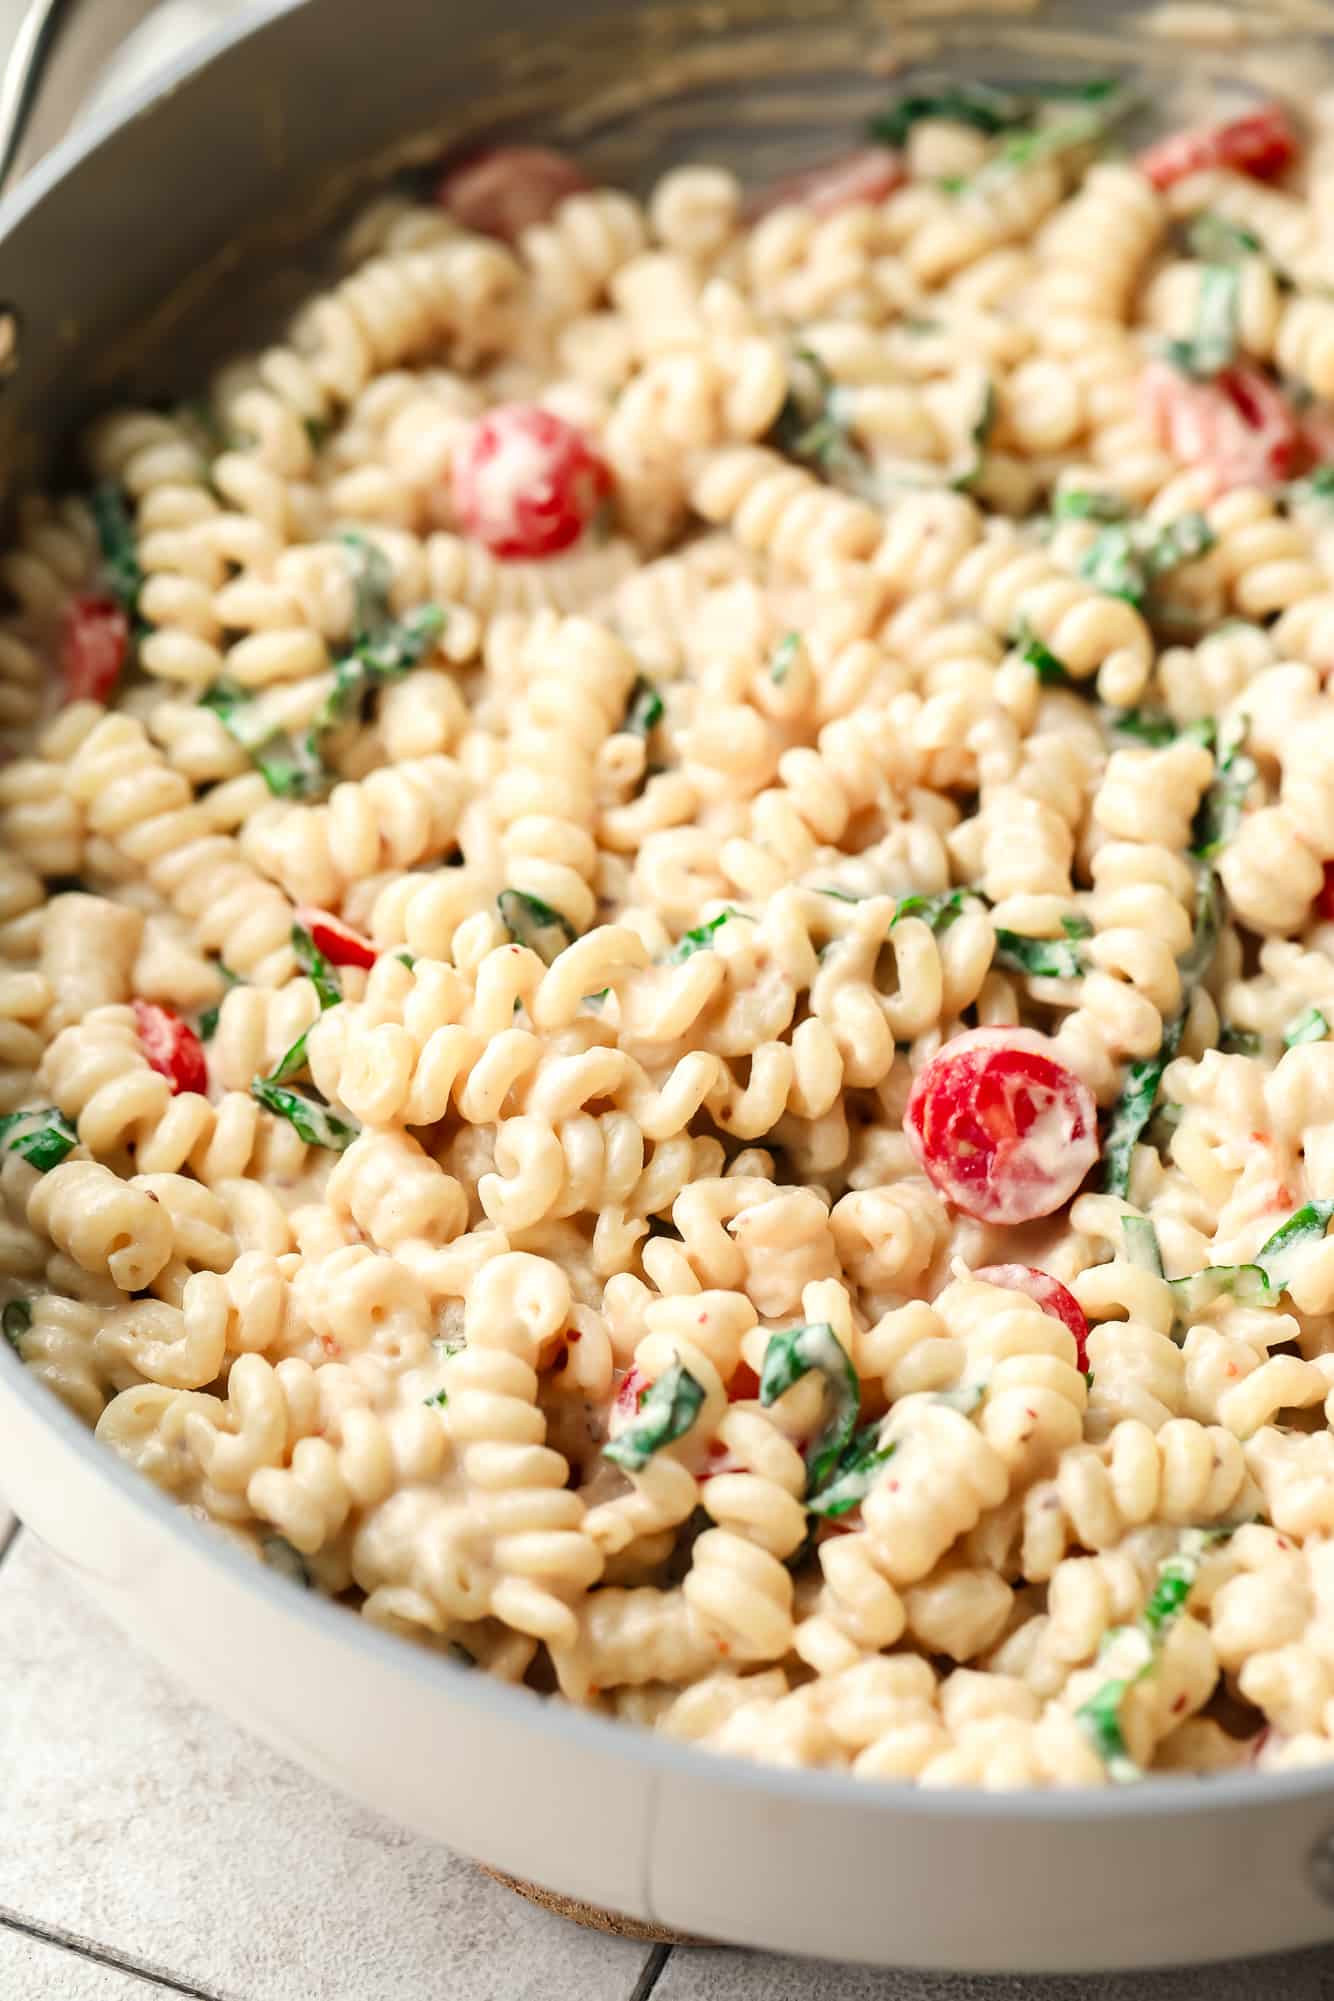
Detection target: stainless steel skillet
<box><xmin>2</xmin><ymin>0</ymin><xmax>1334</xmax><ymax>1971</ymax></box>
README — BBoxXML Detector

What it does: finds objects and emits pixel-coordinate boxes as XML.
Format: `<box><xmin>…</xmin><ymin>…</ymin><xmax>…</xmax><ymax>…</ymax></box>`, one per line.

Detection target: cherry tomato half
<box><xmin>133</xmin><ymin>1000</ymin><xmax>208</xmax><ymax>1097</ymax></box>
<box><xmin>296</xmin><ymin>907</ymin><xmax>378</xmax><ymax>970</ymax></box>
<box><xmin>436</xmin><ymin>146</ymin><xmax>589</xmax><ymax>241</ymax></box>
<box><xmin>904</xmin><ymin>1027</ymin><xmax>1099</xmax><ymax>1225</ymax></box>
<box><xmin>1138</xmin><ymin>103</ymin><xmax>1298</xmax><ymax>191</ymax></box>
<box><xmin>453</xmin><ymin>404</ymin><xmax>610</xmax><ymax>560</ymax></box>
<box><xmin>746</xmin><ymin>146</ymin><xmax>905</xmax><ymax>220</ymax></box>
<box><xmin>1141</xmin><ymin>359</ymin><xmax>1306</xmax><ymax>493</ymax></box>
<box><xmin>974</xmin><ymin>1263</ymin><xmax>1089</xmax><ymax>1373</ymax></box>
<box><xmin>60</xmin><ymin>592</ymin><xmax>130</xmax><ymax>705</ymax></box>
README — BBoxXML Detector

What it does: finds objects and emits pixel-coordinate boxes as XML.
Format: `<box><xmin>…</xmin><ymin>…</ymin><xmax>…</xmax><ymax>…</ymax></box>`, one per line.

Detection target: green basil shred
<box><xmin>2</xmin><ymin>1298</ymin><xmax>31</xmax><ymax>1355</ymax></box>
<box><xmin>0</xmin><ymin>1108</ymin><xmax>78</xmax><ymax>1173</ymax></box>
<box><xmin>623</xmin><ymin>675</ymin><xmax>664</xmax><ymax>736</ymax></box>
<box><xmin>250</xmin><ymin>1078</ymin><xmax>359</xmax><ymax>1151</ymax></box>
<box><xmin>760</xmin><ymin>1321</ymin><xmax>861</xmax><ymax>1496</ymax></box>
<box><xmin>604</xmin><ymin>1359</ymin><xmax>706</xmax><ymax>1470</ymax></box>
<box><xmin>497</xmin><ymin>889</ymin><xmax>578</xmax><ymax>965</ymax></box>
<box><xmin>993</xmin><ymin>930</ymin><xmax>1086</xmax><ymax>979</ymax></box>
<box><xmin>769</xmin><ymin>632</ymin><xmax>802</xmax><ymax>685</ymax></box>
<box><xmin>1283</xmin><ymin>1006</ymin><xmax>1328</xmax><ymax>1049</ymax></box>
<box><xmin>667</xmin><ymin>908</ymin><xmax>751</xmax><ymax>962</ymax></box>
<box><xmin>1077</xmin><ymin>1528</ymin><xmax>1232</xmax><ymax>1781</ymax></box>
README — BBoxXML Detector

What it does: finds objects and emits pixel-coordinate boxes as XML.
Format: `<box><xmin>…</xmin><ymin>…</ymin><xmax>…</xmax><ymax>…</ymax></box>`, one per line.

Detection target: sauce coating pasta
<box><xmin>8</xmin><ymin>75</ymin><xmax>1334</xmax><ymax>1789</ymax></box>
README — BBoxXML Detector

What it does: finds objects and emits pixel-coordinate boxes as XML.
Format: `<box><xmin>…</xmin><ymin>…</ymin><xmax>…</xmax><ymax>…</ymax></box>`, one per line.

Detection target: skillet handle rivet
<box><xmin>1307</xmin><ymin>1833</ymin><xmax>1334</xmax><ymax>1905</ymax></box>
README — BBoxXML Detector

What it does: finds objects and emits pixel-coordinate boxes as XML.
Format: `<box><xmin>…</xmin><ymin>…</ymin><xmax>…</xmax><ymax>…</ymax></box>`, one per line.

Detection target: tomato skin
<box><xmin>1138</xmin><ymin>103</ymin><xmax>1298</xmax><ymax>190</ymax></box>
<box><xmin>453</xmin><ymin>404</ymin><xmax>610</xmax><ymax>560</ymax></box>
<box><xmin>1317</xmin><ymin>862</ymin><xmax>1334</xmax><ymax>923</ymax></box>
<box><xmin>435</xmin><ymin>146</ymin><xmax>589</xmax><ymax>241</ymax></box>
<box><xmin>746</xmin><ymin>146</ymin><xmax>905</xmax><ymax>220</ymax></box>
<box><xmin>1141</xmin><ymin>359</ymin><xmax>1306</xmax><ymax>492</ymax></box>
<box><xmin>904</xmin><ymin>1027</ymin><xmax>1099</xmax><ymax>1225</ymax></box>
<box><xmin>728</xmin><ymin>1360</ymin><xmax>761</xmax><ymax>1402</ymax></box>
<box><xmin>132</xmin><ymin>1000</ymin><xmax>208</xmax><ymax>1097</ymax></box>
<box><xmin>60</xmin><ymin>592</ymin><xmax>129</xmax><ymax>705</ymax></box>
<box><xmin>296</xmin><ymin>907</ymin><xmax>378</xmax><ymax>970</ymax></box>
<box><xmin>974</xmin><ymin>1263</ymin><xmax>1089</xmax><ymax>1372</ymax></box>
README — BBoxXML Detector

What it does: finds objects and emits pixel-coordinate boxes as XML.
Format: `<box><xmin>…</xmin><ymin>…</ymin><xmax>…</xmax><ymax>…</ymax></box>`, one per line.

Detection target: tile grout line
<box><xmin>0</xmin><ymin>1906</ymin><xmax>238</xmax><ymax>2001</ymax></box>
<box><xmin>627</xmin><ymin>1942</ymin><xmax>673</xmax><ymax>2001</ymax></box>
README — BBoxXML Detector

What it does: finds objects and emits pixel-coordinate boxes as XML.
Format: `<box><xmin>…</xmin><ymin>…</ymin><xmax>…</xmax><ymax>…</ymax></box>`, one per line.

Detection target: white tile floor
<box><xmin>7</xmin><ymin>1520</ymin><xmax>1334</xmax><ymax>2000</ymax></box>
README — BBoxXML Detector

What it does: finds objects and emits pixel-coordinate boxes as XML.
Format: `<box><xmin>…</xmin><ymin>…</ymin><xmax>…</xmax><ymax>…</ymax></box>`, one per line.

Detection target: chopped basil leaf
<box><xmin>290</xmin><ymin>924</ymin><xmax>342</xmax><ymax>1011</ymax></box>
<box><xmin>769</xmin><ymin>632</ymin><xmax>802</xmax><ymax>686</ymax></box>
<box><xmin>760</xmin><ymin>1320</ymin><xmax>861</xmax><ymax>1496</ymax></box>
<box><xmin>891</xmin><ymin>887</ymin><xmax>981</xmax><ymax>932</ymax></box>
<box><xmin>339</xmin><ymin>530</ymin><xmax>393</xmax><ymax>639</ymax></box>
<box><xmin>1219</xmin><ymin>1024</ymin><xmax>1262</xmax><ymax>1055</ymax></box>
<box><xmin>1080</xmin><ymin>513</ymin><xmax>1216</xmax><ymax>608</ymax></box>
<box><xmin>951</xmin><ymin>378</ymin><xmax>997</xmax><ymax>490</ymax></box>
<box><xmin>1103</xmin><ymin>1041</ymin><xmax>1177</xmax><ymax>1200</ymax></box>
<box><xmin>869</xmin><ymin>78</ymin><xmax>1032</xmax><ymax>145</ymax></box>
<box><xmin>770</xmin><ymin>348</ymin><xmax>872</xmax><ymax>491</ymax></box>
<box><xmin>1254</xmin><ymin>1199</ymin><xmax>1334</xmax><ymax>1293</ymax></box>
<box><xmin>497</xmin><ymin>889</ymin><xmax>578</xmax><ymax>965</ymax></box>
<box><xmin>2</xmin><ymin>1298</ymin><xmax>31</xmax><ymax>1354</ymax></box>
<box><xmin>396</xmin><ymin>951</ymin><xmax>416</xmax><ymax>970</ymax></box>
<box><xmin>0</xmin><ymin>1107</ymin><xmax>78</xmax><ymax>1172</ymax></box>
<box><xmin>1077</xmin><ymin>1527</ymin><xmax>1227</xmax><ymax>1782</ymax></box>
<box><xmin>623</xmin><ymin>675</ymin><xmax>664</xmax><ymax>736</ymax></box>
<box><xmin>1014</xmin><ymin>619</ymin><xmax>1071</xmax><ymax>685</ymax></box>
<box><xmin>980</xmin><ymin>89</ymin><xmax>1137</xmax><ymax>184</ymax></box>
<box><xmin>267</xmin><ymin>1031</ymin><xmax>312</xmax><ymax>1085</ymax></box>
<box><xmin>261</xmin><ymin>1535</ymin><xmax>311</xmax><ymax>1587</ymax></box>
<box><xmin>202</xmin><ymin>681</ymin><xmax>331</xmax><ymax>799</ymax></box>
<box><xmin>1162</xmin><ymin>265</ymin><xmax>1239</xmax><ymax>380</ymax></box>
<box><xmin>1121</xmin><ymin>1215</ymin><xmax>1164</xmax><ymax>1276</ymax></box>
<box><xmin>423</xmin><ymin>1387</ymin><xmax>449</xmax><ymax>1409</ymax></box>
<box><xmin>1185</xmin><ymin>212</ymin><xmax>1262</xmax><ymax>264</ymax></box>
<box><xmin>1053</xmin><ymin>489</ymin><xmax>1131</xmax><ymax>523</ymax></box>
<box><xmin>323</xmin><ymin>603</ymin><xmax>446</xmax><ymax>728</ymax></box>
<box><xmin>604</xmin><ymin>1358</ymin><xmax>706</xmax><ymax>1470</ymax></box>
<box><xmin>994</xmin><ymin>930</ymin><xmax>1086</xmax><ymax>979</ymax></box>
<box><xmin>1169</xmin><ymin>1263</ymin><xmax>1274</xmax><ymax>1315</ymax></box>
<box><xmin>197</xmin><ymin>964</ymin><xmax>240</xmax><ymax>1043</ymax></box>
<box><xmin>250</xmin><ymin>1077</ymin><xmax>359</xmax><ymax>1151</ymax></box>
<box><xmin>808</xmin><ymin>1422</ymin><xmax>896</xmax><ymax>1519</ymax></box>
<box><xmin>1061</xmin><ymin>913</ymin><xmax>1094</xmax><ymax>940</ymax></box>
<box><xmin>814</xmin><ymin>887</ymin><xmax>864</xmax><ymax>905</ymax></box>
<box><xmin>1191</xmin><ymin>720</ymin><xmax>1256</xmax><ymax>859</ymax></box>
<box><xmin>1177</xmin><ymin>867</ymin><xmax>1220</xmax><ymax>990</ymax></box>
<box><xmin>90</xmin><ymin>483</ymin><xmax>144</xmax><ymax>616</ymax></box>
<box><xmin>667</xmin><ymin>908</ymin><xmax>750</xmax><ymax>962</ymax></box>
<box><xmin>1110</xmin><ymin>707</ymin><xmax>1179</xmax><ymax>747</ymax></box>
<box><xmin>1284</xmin><ymin>1006</ymin><xmax>1328</xmax><ymax>1048</ymax></box>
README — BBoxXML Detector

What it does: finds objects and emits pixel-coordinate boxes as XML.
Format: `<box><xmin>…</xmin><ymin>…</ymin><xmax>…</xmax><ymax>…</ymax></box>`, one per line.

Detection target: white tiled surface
<box><xmin>6</xmin><ymin>1521</ymin><xmax>1334</xmax><ymax>2001</ymax></box>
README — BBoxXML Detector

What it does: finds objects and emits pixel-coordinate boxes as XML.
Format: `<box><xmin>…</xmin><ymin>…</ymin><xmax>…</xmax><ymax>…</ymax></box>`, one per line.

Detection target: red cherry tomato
<box><xmin>453</xmin><ymin>404</ymin><xmax>610</xmax><ymax>560</ymax></box>
<box><xmin>1317</xmin><ymin>862</ymin><xmax>1334</xmax><ymax>923</ymax></box>
<box><xmin>296</xmin><ymin>907</ymin><xmax>378</xmax><ymax>970</ymax></box>
<box><xmin>1141</xmin><ymin>359</ymin><xmax>1306</xmax><ymax>492</ymax></box>
<box><xmin>728</xmin><ymin>1360</ymin><xmax>761</xmax><ymax>1402</ymax></box>
<box><xmin>973</xmin><ymin>1263</ymin><xmax>1089</xmax><ymax>1373</ymax></box>
<box><xmin>133</xmin><ymin>1000</ymin><xmax>208</xmax><ymax>1097</ymax></box>
<box><xmin>697</xmin><ymin>1437</ymin><xmax>743</xmax><ymax>1483</ymax></box>
<box><xmin>1137</xmin><ymin>103</ymin><xmax>1298</xmax><ymax>191</ymax></box>
<box><xmin>614</xmin><ymin>1365</ymin><xmax>647</xmax><ymax>1418</ymax></box>
<box><xmin>746</xmin><ymin>145</ymin><xmax>906</xmax><ymax>220</ymax></box>
<box><xmin>435</xmin><ymin>146</ymin><xmax>589</xmax><ymax>241</ymax></box>
<box><xmin>60</xmin><ymin>592</ymin><xmax>129</xmax><ymax>705</ymax></box>
<box><xmin>904</xmin><ymin>1027</ymin><xmax>1099</xmax><ymax>1225</ymax></box>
